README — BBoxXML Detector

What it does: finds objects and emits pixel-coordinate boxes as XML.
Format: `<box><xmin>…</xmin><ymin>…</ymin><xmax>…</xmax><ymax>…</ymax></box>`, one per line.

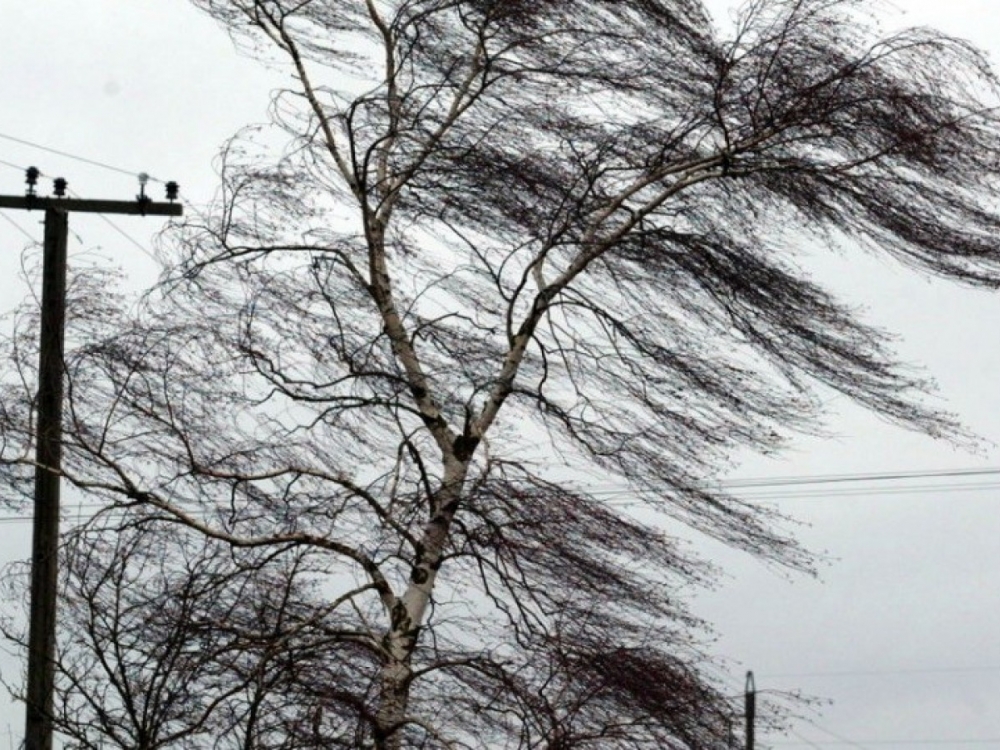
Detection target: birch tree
<box><xmin>4</xmin><ymin>0</ymin><xmax>1000</xmax><ymax>746</ymax></box>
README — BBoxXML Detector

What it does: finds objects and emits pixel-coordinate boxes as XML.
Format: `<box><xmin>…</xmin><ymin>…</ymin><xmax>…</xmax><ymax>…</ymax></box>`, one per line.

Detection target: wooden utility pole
<box><xmin>25</xmin><ymin>204</ymin><xmax>68</xmax><ymax>750</ymax></box>
<box><xmin>0</xmin><ymin>169</ymin><xmax>181</xmax><ymax>750</ymax></box>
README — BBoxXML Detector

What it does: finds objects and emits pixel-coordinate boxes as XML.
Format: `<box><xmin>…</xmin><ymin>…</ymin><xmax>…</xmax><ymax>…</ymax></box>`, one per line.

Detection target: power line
<box><xmin>578</xmin><ymin>467</ymin><xmax>1000</xmax><ymax>498</ymax></box>
<box><xmin>800</xmin><ymin>718</ymin><xmax>873</xmax><ymax>750</ymax></box>
<box><xmin>0</xmin><ymin>156</ymin><xmax>31</xmax><ymax>174</ymax></box>
<box><xmin>771</xmin><ymin>715</ymin><xmax>1000</xmax><ymax>750</ymax></box>
<box><xmin>0</xmin><ymin>131</ymin><xmax>163</xmax><ymax>183</ymax></box>
<box><xmin>788</xmin><ymin>731</ymin><xmax>827</xmax><ymax>750</ymax></box>
<box><xmin>721</xmin><ymin>480</ymin><xmax>1000</xmax><ymax>502</ymax></box>
<box><xmin>720</xmin><ymin>466</ymin><xmax>1000</xmax><ymax>490</ymax></box>
<box><xmin>0</xmin><ymin>211</ymin><xmax>37</xmax><ymax>243</ymax></box>
<box><xmin>65</xmin><ymin>186</ymin><xmax>159</xmax><ymax>264</ymax></box>
<box><xmin>582</xmin><ymin>472</ymin><xmax>1000</xmax><ymax>505</ymax></box>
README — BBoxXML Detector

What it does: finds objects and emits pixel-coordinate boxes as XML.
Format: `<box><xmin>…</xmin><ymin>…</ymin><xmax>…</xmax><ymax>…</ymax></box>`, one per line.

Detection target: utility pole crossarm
<box><xmin>0</xmin><ymin>195</ymin><xmax>182</xmax><ymax>216</ymax></box>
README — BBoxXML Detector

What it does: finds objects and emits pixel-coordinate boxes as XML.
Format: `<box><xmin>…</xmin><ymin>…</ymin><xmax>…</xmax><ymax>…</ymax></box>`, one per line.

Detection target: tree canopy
<box><xmin>4</xmin><ymin>0</ymin><xmax>1000</xmax><ymax>747</ymax></box>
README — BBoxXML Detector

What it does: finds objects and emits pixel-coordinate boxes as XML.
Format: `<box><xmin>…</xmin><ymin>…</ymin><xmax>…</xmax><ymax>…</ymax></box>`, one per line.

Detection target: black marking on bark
<box><xmin>430</xmin><ymin>513</ymin><xmax>449</xmax><ymax>529</ymax></box>
<box><xmin>442</xmin><ymin>499</ymin><xmax>459</xmax><ymax>516</ymax></box>
<box><xmin>410</xmin><ymin>566</ymin><xmax>429</xmax><ymax>584</ymax></box>
<box><xmin>420</xmin><ymin>412</ymin><xmax>446</xmax><ymax>429</ymax></box>
<box><xmin>410</xmin><ymin>384</ymin><xmax>427</xmax><ymax>400</ymax></box>
<box><xmin>537</xmin><ymin>286</ymin><xmax>557</xmax><ymax>304</ymax></box>
<box><xmin>390</xmin><ymin>601</ymin><xmax>410</xmax><ymax>632</ymax></box>
<box><xmin>721</xmin><ymin>150</ymin><xmax>733</xmax><ymax>175</ymax></box>
<box><xmin>402</xmin><ymin>625</ymin><xmax>421</xmax><ymax>651</ymax></box>
<box><xmin>452</xmin><ymin>434</ymin><xmax>480</xmax><ymax>461</ymax></box>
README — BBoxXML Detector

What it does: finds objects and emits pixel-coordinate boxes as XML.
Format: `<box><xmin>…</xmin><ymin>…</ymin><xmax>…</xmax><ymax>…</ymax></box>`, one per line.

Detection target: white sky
<box><xmin>2</xmin><ymin>2</ymin><xmax>1000</xmax><ymax>748</ymax></box>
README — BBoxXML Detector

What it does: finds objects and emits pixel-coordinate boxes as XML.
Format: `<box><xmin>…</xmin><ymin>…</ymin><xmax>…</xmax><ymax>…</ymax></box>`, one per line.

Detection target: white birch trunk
<box><xmin>374</xmin><ymin>458</ymin><xmax>468</xmax><ymax>748</ymax></box>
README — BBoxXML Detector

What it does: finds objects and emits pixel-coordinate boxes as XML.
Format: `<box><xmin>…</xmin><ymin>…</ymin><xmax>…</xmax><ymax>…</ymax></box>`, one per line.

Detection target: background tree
<box><xmin>3</xmin><ymin>513</ymin><xmax>377</xmax><ymax>748</ymax></box>
<box><xmin>4</xmin><ymin>0</ymin><xmax>1000</xmax><ymax>746</ymax></box>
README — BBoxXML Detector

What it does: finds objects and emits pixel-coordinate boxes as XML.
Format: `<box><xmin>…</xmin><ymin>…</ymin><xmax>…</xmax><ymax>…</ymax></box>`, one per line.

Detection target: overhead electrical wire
<box><xmin>798</xmin><ymin>719</ymin><xmax>873</xmax><ymax>750</ymax></box>
<box><xmin>580</xmin><ymin>467</ymin><xmax>1000</xmax><ymax>506</ymax></box>
<box><xmin>1</xmin><ymin>465</ymin><xmax>1000</xmax><ymax>526</ymax></box>
<box><xmin>656</xmin><ymin>480</ymin><xmax>1000</xmax><ymax>503</ymax></box>
<box><xmin>0</xmin><ymin>155</ymin><xmax>32</xmax><ymax>174</ymax></box>
<box><xmin>770</xmin><ymin>710</ymin><xmax>1000</xmax><ymax>749</ymax></box>
<box><xmin>0</xmin><ymin>211</ymin><xmax>36</xmax><ymax>243</ymax></box>
<box><xmin>721</xmin><ymin>465</ymin><xmax>1000</xmax><ymax>489</ymax></box>
<box><xmin>0</xmin><ymin>131</ymin><xmax>164</xmax><ymax>183</ymax></box>
<box><xmin>63</xmin><ymin>185</ymin><xmax>159</xmax><ymax>264</ymax></box>
<box><xmin>787</xmin><ymin>731</ymin><xmax>828</xmax><ymax>750</ymax></box>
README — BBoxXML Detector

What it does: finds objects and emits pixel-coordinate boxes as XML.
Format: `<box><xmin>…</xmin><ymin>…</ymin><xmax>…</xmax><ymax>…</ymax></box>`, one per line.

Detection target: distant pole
<box><xmin>1</xmin><ymin>169</ymin><xmax>181</xmax><ymax>750</ymax></box>
<box><xmin>23</xmin><ymin>207</ymin><xmax>68</xmax><ymax>750</ymax></box>
<box><xmin>745</xmin><ymin>671</ymin><xmax>756</xmax><ymax>750</ymax></box>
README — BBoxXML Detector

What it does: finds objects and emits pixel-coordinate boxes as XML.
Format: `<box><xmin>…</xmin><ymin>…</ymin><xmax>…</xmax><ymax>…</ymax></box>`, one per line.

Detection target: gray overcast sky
<box><xmin>2</xmin><ymin>1</ymin><xmax>1000</xmax><ymax>748</ymax></box>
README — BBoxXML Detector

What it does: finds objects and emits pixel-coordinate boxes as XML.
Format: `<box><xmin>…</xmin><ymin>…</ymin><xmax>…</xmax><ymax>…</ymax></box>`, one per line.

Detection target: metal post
<box><xmin>24</xmin><ymin>208</ymin><xmax>69</xmax><ymax>750</ymax></box>
<box><xmin>745</xmin><ymin>671</ymin><xmax>756</xmax><ymax>750</ymax></box>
